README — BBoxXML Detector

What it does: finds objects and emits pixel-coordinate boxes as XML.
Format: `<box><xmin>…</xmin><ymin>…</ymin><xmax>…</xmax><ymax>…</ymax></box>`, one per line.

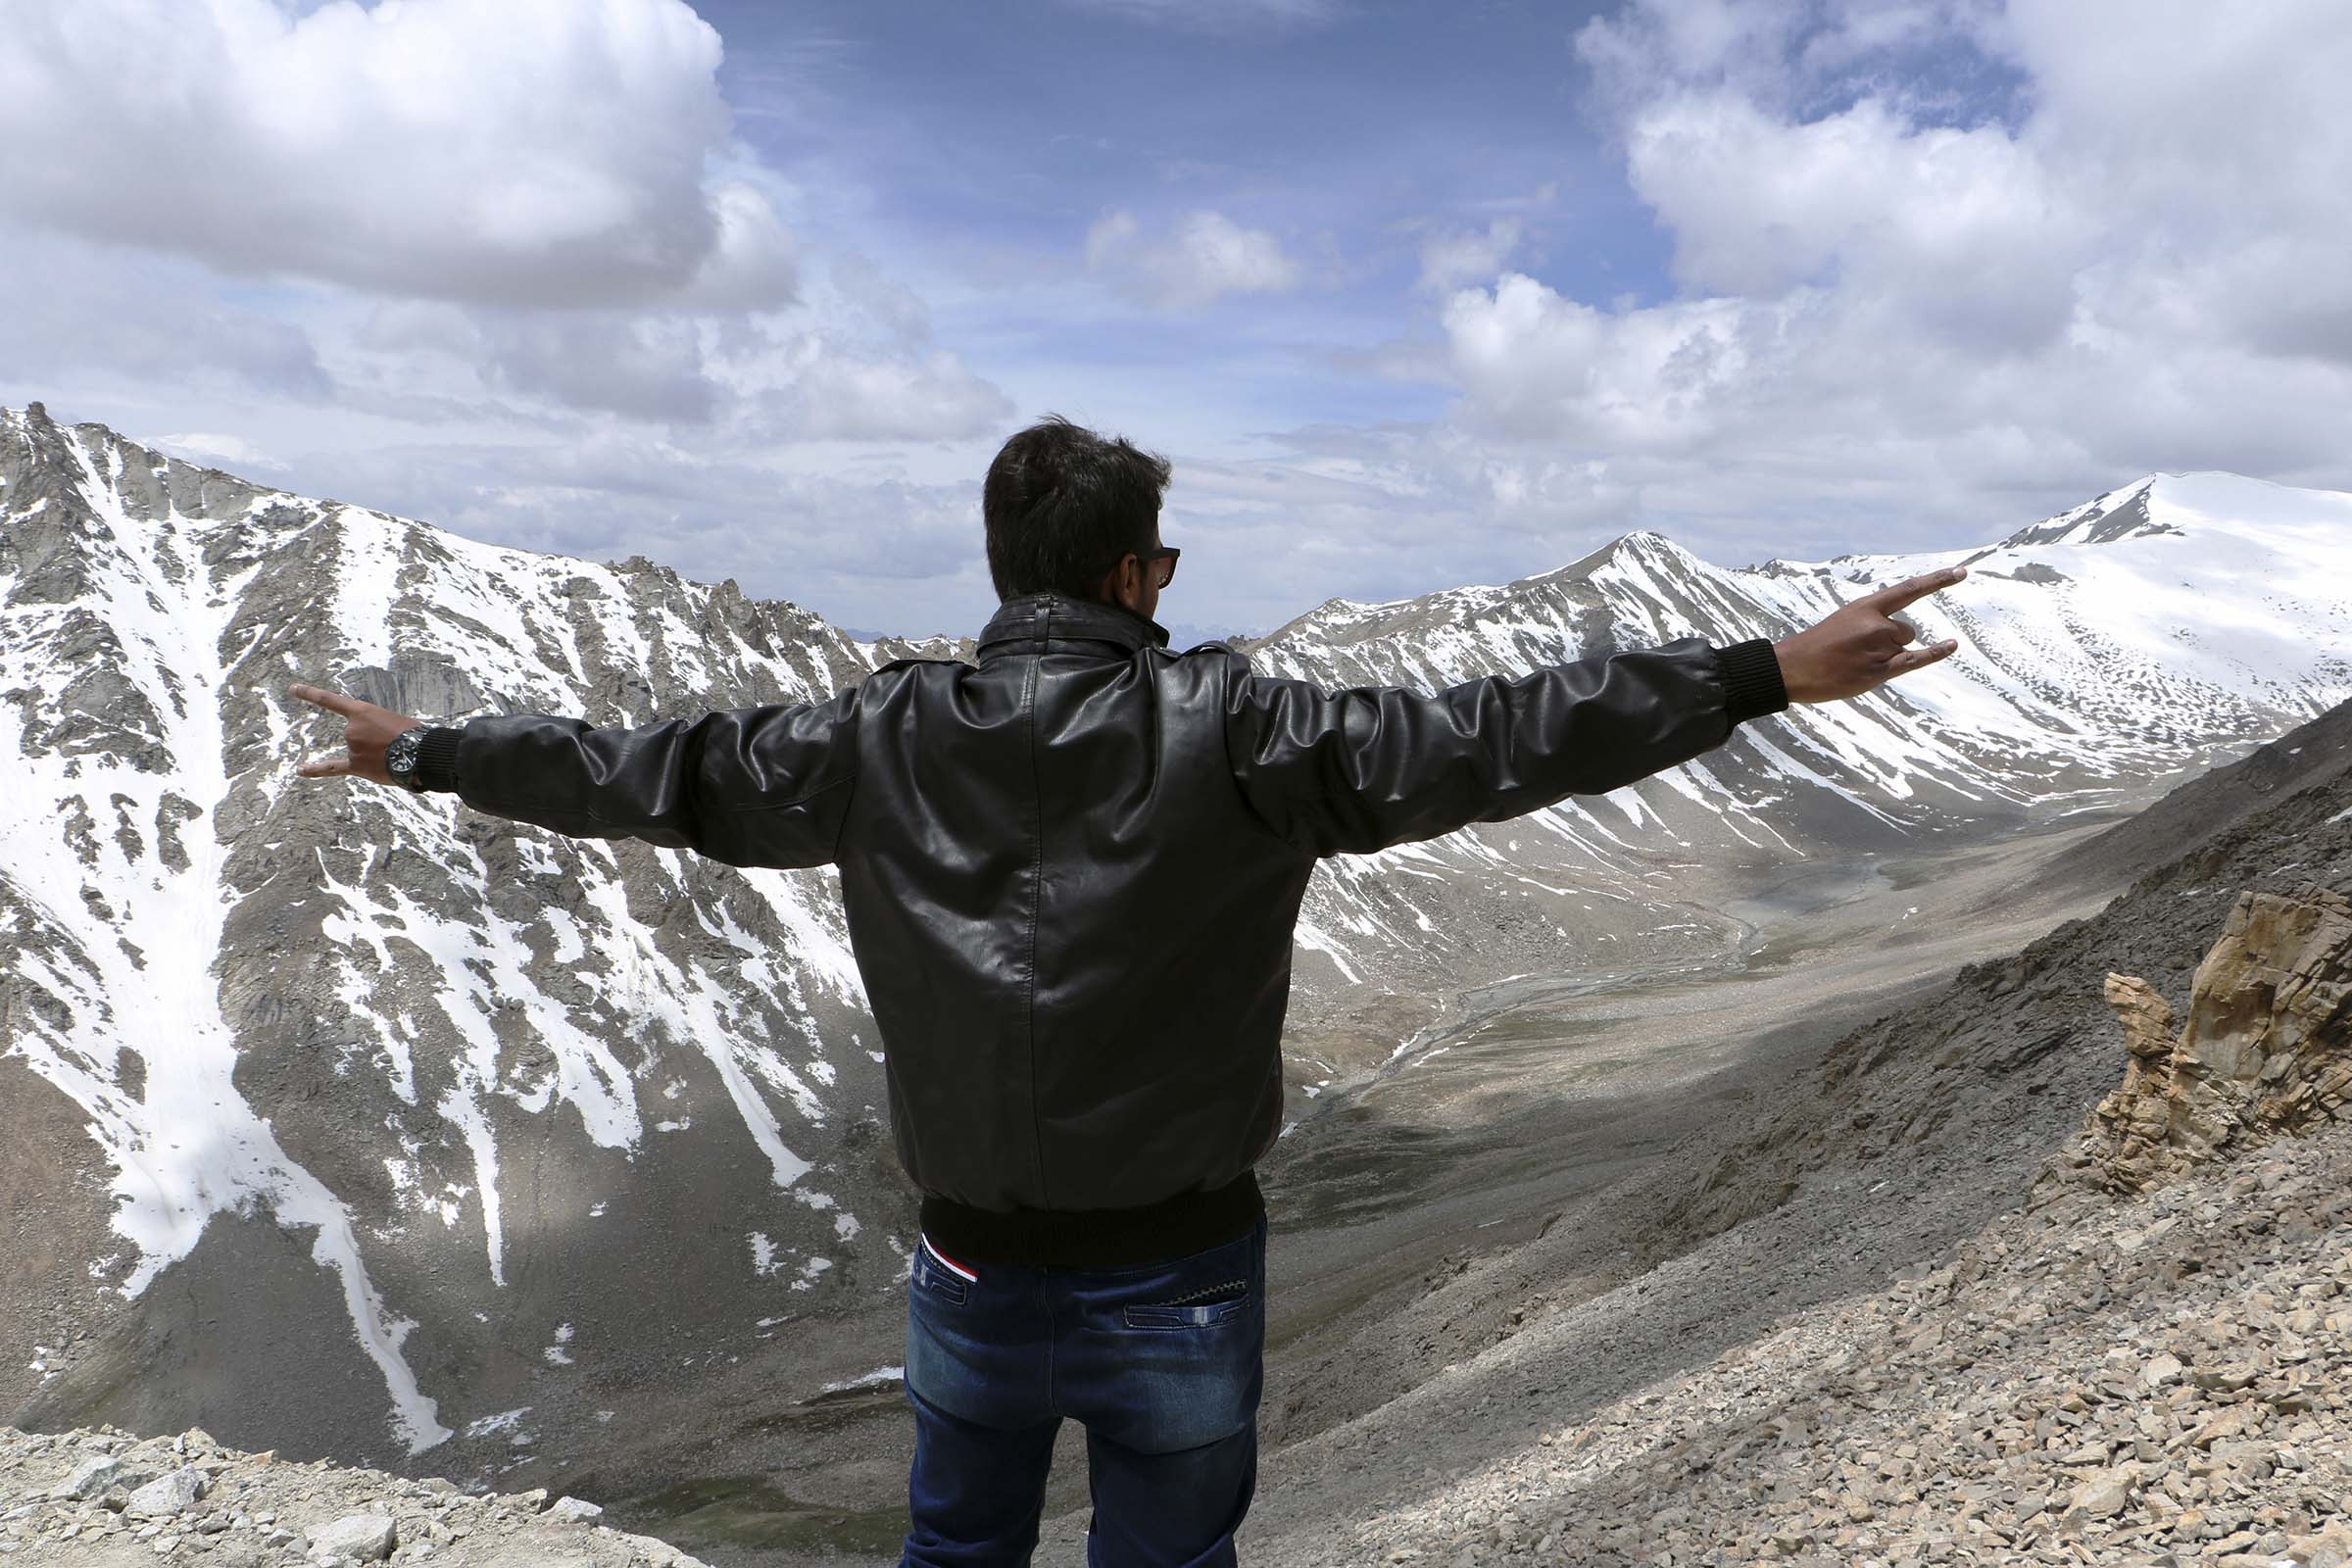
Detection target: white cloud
<box><xmin>0</xmin><ymin>0</ymin><xmax>796</xmax><ymax>310</ymax></box>
<box><xmin>1625</xmin><ymin>94</ymin><xmax>2077</xmax><ymax>318</ymax></box>
<box><xmin>1419</xmin><ymin>218</ymin><xmax>1526</xmax><ymax>295</ymax></box>
<box><xmin>1442</xmin><ymin>277</ymin><xmax>1758</xmax><ymax>450</ymax></box>
<box><xmin>1417</xmin><ymin>0</ymin><xmax>2352</xmax><ymax>554</ymax></box>
<box><xmin>0</xmin><ymin>0</ymin><xmax>1013</xmax><ymax>445</ymax></box>
<box><xmin>735</xmin><ymin>336</ymin><xmax>1015</xmax><ymax>443</ymax></box>
<box><xmin>1085</xmin><ymin>210</ymin><xmax>1302</xmax><ymax>310</ymax></box>
<box><xmin>339</xmin><ymin>294</ymin><xmax>1009</xmax><ymax>441</ymax></box>
<box><xmin>155</xmin><ymin>432</ymin><xmax>289</xmax><ymax>472</ymax></box>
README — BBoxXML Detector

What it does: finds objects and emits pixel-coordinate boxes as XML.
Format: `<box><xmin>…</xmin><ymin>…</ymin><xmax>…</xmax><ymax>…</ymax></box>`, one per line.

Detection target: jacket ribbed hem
<box><xmin>918</xmin><ymin>1167</ymin><xmax>1265</xmax><ymax>1268</ymax></box>
<box><xmin>1714</xmin><ymin>637</ymin><xmax>1789</xmax><ymax>725</ymax></box>
<box><xmin>412</xmin><ymin>725</ymin><xmax>466</xmax><ymax>793</ymax></box>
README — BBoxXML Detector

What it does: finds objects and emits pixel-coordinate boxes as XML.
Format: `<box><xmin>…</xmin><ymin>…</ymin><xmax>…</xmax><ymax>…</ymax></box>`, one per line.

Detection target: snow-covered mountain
<box><xmin>2</xmin><ymin>402</ymin><xmax>2346</xmax><ymax>1473</ymax></box>
<box><xmin>0</xmin><ymin>405</ymin><xmax>957</xmax><ymax>1467</ymax></box>
<box><xmin>1241</xmin><ymin>471</ymin><xmax>2350</xmax><ymax>1060</ymax></box>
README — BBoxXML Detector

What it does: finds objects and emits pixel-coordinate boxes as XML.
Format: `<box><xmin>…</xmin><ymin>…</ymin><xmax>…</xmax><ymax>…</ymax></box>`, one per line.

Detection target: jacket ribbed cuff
<box><xmin>1714</xmin><ymin>637</ymin><xmax>1788</xmax><ymax>726</ymax></box>
<box><xmin>411</xmin><ymin>724</ymin><xmax>465</xmax><ymax>793</ymax></box>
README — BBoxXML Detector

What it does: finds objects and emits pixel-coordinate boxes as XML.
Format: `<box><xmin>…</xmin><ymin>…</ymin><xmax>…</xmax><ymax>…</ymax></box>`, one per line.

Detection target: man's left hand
<box><xmin>288</xmin><ymin>682</ymin><xmax>420</xmax><ymax>785</ymax></box>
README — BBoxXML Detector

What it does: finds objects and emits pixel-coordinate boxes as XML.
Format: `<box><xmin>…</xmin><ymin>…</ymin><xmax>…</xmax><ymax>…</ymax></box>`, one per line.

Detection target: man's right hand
<box><xmin>1772</xmin><ymin>564</ymin><xmax>1968</xmax><ymax>704</ymax></box>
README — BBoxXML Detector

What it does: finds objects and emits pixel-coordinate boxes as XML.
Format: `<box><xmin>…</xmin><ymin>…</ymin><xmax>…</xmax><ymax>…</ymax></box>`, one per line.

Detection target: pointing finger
<box><xmin>288</xmin><ymin>682</ymin><xmax>364</xmax><ymax>717</ymax></box>
<box><xmin>1883</xmin><ymin>638</ymin><xmax>1961</xmax><ymax>677</ymax></box>
<box><xmin>1863</xmin><ymin>564</ymin><xmax>1968</xmax><ymax>614</ymax></box>
<box><xmin>295</xmin><ymin>754</ymin><xmax>353</xmax><ymax>778</ymax></box>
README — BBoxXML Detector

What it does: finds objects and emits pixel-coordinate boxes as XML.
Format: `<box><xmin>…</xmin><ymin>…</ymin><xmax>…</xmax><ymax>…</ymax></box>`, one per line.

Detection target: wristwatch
<box><xmin>384</xmin><ymin>726</ymin><xmax>428</xmax><ymax>792</ymax></box>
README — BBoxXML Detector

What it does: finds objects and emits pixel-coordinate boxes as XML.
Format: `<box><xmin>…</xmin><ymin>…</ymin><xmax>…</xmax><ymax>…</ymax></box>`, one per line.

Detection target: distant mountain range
<box><xmin>2</xmin><ymin>399</ymin><xmax>2346</xmax><ymax>1471</ymax></box>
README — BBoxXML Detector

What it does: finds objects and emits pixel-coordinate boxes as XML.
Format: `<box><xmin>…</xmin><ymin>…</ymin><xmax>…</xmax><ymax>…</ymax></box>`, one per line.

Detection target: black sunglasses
<box><xmin>1099</xmin><ymin>544</ymin><xmax>1180</xmax><ymax>590</ymax></box>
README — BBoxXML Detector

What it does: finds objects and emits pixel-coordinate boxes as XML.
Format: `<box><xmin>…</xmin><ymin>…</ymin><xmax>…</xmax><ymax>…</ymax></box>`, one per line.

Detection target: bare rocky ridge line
<box><xmin>0</xmin><ymin>1420</ymin><xmax>711</xmax><ymax>1565</ymax></box>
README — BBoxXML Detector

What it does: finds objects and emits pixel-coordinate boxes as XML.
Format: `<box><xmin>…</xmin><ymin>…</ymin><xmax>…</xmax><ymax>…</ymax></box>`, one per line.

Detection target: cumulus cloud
<box><xmin>0</xmin><ymin>0</ymin><xmax>1010</xmax><ymax>444</ymax></box>
<box><xmin>1085</xmin><ymin>210</ymin><xmax>1303</xmax><ymax>310</ymax></box>
<box><xmin>0</xmin><ymin>0</ymin><xmax>797</xmax><ymax>310</ymax></box>
<box><xmin>1421</xmin><ymin>0</ymin><xmax>2352</xmax><ymax>550</ymax></box>
<box><xmin>1622</xmin><ymin>91</ymin><xmax>2083</xmax><ymax>347</ymax></box>
<box><xmin>1419</xmin><ymin>218</ymin><xmax>1526</xmax><ymax>295</ymax></box>
<box><xmin>1442</xmin><ymin>278</ymin><xmax>1757</xmax><ymax>450</ymax></box>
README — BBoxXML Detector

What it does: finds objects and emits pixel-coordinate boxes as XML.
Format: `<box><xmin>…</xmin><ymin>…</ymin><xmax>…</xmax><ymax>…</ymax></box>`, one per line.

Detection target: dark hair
<box><xmin>983</xmin><ymin>415</ymin><xmax>1172</xmax><ymax>602</ymax></box>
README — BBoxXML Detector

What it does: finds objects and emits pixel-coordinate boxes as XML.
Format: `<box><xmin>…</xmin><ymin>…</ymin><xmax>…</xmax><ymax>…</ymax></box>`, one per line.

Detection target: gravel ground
<box><xmin>0</xmin><ymin>1421</ymin><xmax>710</xmax><ymax>1565</ymax></box>
<box><xmin>1244</xmin><ymin>1118</ymin><xmax>2352</xmax><ymax>1567</ymax></box>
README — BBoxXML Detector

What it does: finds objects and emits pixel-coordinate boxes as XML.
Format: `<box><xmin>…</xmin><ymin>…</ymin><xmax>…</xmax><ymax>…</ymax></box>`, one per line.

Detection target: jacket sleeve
<box><xmin>408</xmin><ymin>685</ymin><xmax>861</xmax><ymax>869</ymax></box>
<box><xmin>1221</xmin><ymin>635</ymin><xmax>1787</xmax><ymax>858</ymax></box>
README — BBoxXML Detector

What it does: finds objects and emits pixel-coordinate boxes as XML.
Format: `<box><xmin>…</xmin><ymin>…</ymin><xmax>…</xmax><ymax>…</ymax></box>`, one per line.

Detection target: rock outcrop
<box><xmin>2067</xmin><ymin>882</ymin><xmax>2352</xmax><ymax>1193</ymax></box>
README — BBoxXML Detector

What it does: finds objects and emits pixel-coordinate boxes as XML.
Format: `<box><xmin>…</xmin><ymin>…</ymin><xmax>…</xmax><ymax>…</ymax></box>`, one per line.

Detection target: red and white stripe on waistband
<box><xmin>919</xmin><ymin>1232</ymin><xmax>978</xmax><ymax>1283</ymax></box>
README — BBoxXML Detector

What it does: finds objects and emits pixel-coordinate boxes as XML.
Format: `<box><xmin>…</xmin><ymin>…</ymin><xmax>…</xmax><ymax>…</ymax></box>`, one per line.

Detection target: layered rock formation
<box><xmin>2071</xmin><ymin>882</ymin><xmax>2352</xmax><ymax>1192</ymax></box>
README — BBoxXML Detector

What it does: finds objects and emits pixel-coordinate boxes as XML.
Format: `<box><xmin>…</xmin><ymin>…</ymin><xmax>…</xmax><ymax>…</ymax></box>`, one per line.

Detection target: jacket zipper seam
<box><xmin>1022</xmin><ymin>607</ymin><xmax>1051</xmax><ymax>1208</ymax></box>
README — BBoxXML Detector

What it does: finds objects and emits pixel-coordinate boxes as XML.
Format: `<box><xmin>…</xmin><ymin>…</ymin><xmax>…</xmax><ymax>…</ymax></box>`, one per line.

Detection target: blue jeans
<box><xmin>900</xmin><ymin>1211</ymin><xmax>1269</xmax><ymax>1568</ymax></box>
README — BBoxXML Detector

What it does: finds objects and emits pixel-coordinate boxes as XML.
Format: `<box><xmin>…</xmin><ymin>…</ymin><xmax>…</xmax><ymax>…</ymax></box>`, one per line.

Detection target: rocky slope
<box><xmin>1213</xmin><ymin>701</ymin><xmax>2352</xmax><ymax>1566</ymax></box>
<box><xmin>0</xmin><ymin>1420</ymin><xmax>710</xmax><ymax>1564</ymax></box>
<box><xmin>1321</xmin><ymin>1108</ymin><xmax>2352</xmax><ymax>1566</ymax></box>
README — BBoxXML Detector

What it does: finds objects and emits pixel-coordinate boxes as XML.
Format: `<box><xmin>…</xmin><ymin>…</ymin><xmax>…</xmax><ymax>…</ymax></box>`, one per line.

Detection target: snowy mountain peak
<box><xmin>1550</xmin><ymin>526</ymin><xmax>1700</xmax><ymax>583</ymax></box>
<box><xmin>1992</xmin><ymin>475</ymin><xmax>2171</xmax><ymax>551</ymax></box>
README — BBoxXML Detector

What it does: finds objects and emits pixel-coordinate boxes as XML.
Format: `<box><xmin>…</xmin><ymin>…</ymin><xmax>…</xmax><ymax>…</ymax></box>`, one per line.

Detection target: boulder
<box><xmin>122</xmin><ymin>1465</ymin><xmax>206</xmax><ymax>1518</ymax></box>
<box><xmin>308</xmin><ymin>1511</ymin><xmax>398</xmax><ymax>1562</ymax></box>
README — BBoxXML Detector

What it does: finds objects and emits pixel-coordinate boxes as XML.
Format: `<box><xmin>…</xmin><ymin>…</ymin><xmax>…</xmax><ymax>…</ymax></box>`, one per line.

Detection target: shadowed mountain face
<box><xmin>1</xmin><ymin>399</ymin><xmax>2347</xmax><ymax>1472</ymax></box>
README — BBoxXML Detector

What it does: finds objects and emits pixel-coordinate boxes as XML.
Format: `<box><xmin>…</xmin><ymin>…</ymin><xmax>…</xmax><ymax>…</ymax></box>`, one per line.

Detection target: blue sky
<box><xmin>706</xmin><ymin>1</ymin><xmax>1663</xmax><ymax>492</ymax></box>
<box><xmin>3</xmin><ymin>0</ymin><xmax>2349</xmax><ymax>644</ymax></box>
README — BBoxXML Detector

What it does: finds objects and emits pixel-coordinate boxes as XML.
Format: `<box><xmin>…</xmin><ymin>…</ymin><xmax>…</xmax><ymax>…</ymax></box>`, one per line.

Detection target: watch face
<box><xmin>388</xmin><ymin>730</ymin><xmax>420</xmax><ymax>780</ymax></box>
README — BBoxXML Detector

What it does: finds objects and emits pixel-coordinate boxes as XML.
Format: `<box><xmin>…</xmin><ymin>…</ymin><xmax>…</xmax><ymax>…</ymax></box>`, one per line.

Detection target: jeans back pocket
<box><xmin>1122</xmin><ymin>1276</ymin><xmax>1251</xmax><ymax>1329</ymax></box>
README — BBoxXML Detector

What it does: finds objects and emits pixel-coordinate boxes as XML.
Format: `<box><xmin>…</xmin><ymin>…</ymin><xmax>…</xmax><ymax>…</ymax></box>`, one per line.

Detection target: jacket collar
<box><xmin>976</xmin><ymin>592</ymin><xmax>1171</xmax><ymax>663</ymax></box>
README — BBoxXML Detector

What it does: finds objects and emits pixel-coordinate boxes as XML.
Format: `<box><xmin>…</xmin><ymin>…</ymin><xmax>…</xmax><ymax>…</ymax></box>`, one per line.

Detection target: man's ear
<box><xmin>1107</xmin><ymin>555</ymin><xmax>1139</xmax><ymax>610</ymax></box>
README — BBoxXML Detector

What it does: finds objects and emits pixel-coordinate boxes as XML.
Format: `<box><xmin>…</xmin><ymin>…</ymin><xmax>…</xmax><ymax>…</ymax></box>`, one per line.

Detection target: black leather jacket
<box><xmin>415</xmin><ymin>590</ymin><xmax>1788</xmax><ymax>1263</ymax></box>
